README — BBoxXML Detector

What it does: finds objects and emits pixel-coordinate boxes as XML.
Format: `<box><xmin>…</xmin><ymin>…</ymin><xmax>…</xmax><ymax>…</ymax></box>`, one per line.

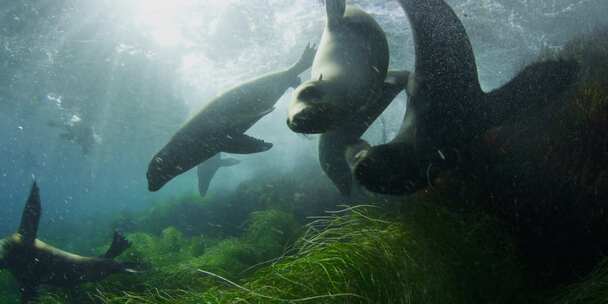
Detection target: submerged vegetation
<box><xmin>29</xmin><ymin>202</ymin><xmax>523</xmax><ymax>304</ymax></box>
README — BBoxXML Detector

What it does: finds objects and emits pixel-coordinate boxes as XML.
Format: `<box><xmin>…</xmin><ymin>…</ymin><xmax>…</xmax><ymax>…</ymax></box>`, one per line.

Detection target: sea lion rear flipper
<box><xmin>18</xmin><ymin>182</ymin><xmax>41</xmax><ymax>244</ymax></box>
<box><xmin>221</xmin><ymin>134</ymin><xmax>273</xmax><ymax>154</ymax></box>
<box><xmin>326</xmin><ymin>0</ymin><xmax>346</xmax><ymax>28</ymax></box>
<box><xmin>102</xmin><ymin>231</ymin><xmax>131</xmax><ymax>259</ymax></box>
<box><xmin>483</xmin><ymin>59</ymin><xmax>579</xmax><ymax>126</ymax></box>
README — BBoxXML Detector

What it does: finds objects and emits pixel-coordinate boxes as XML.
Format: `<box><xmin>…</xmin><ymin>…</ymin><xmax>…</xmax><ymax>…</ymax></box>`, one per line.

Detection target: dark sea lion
<box><xmin>196</xmin><ymin>153</ymin><xmax>240</xmax><ymax>197</ymax></box>
<box><xmin>147</xmin><ymin>44</ymin><xmax>316</xmax><ymax>191</ymax></box>
<box><xmin>0</xmin><ymin>182</ymin><xmax>135</xmax><ymax>303</ymax></box>
<box><xmin>352</xmin><ymin>0</ymin><xmax>579</xmax><ymax>195</ymax></box>
<box><xmin>287</xmin><ymin>0</ymin><xmax>389</xmax><ymax>134</ymax></box>
<box><xmin>319</xmin><ymin>70</ymin><xmax>410</xmax><ymax>195</ymax></box>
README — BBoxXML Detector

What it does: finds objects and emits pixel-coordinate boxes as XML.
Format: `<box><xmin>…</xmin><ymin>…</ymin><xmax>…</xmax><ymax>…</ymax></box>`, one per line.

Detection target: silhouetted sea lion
<box><xmin>351</xmin><ymin>0</ymin><xmax>579</xmax><ymax>195</ymax></box>
<box><xmin>287</xmin><ymin>0</ymin><xmax>389</xmax><ymax>134</ymax></box>
<box><xmin>197</xmin><ymin>153</ymin><xmax>240</xmax><ymax>197</ymax></box>
<box><xmin>48</xmin><ymin>115</ymin><xmax>101</xmax><ymax>155</ymax></box>
<box><xmin>147</xmin><ymin>44</ymin><xmax>316</xmax><ymax>191</ymax></box>
<box><xmin>319</xmin><ymin>70</ymin><xmax>410</xmax><ymax>195</ymax></box>
<box><xmin>0</xmin><ymin>182</ymin><xmax>135</xmax><ymax>303</ymax></box>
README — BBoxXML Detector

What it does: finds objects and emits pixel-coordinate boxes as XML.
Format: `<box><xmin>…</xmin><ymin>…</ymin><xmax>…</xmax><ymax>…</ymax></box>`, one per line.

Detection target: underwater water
<box><xmin>1</xmin><ymin>0</ymin><xmax>607</xmax><ymax>303</ymax></box>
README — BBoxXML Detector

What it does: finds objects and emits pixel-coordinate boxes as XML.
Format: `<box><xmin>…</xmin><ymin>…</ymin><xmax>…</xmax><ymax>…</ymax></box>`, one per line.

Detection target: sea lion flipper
<box><xmin>196</xmin><ymin>154</ymin><xmax>222</xmax><ymax>197</ymax></box>
<box><xmin>325</xmin><ymin>0</ymin><xmax>346</xmax><ymax>28</ymax></box>
<box><xmin>221</xmin><ymin>134</ymin><xmax>273</xmax><ymax>154</ymax></box>
<box><xmin>102</xmin><ymin>231</ymin><xmax>131</xmax><ymax>259</ymax></box>
<box><xmin>220</xmin><ymin>158</ymin><xmax>240</xmax><ymax>167</ymax></box>
<box><xmin>18</xmin><ymin>182</ymin><xmax>41</xmax><ymax>244</ymax></box>
<box><xmin>398</xmin><ymin>0</ymin><xmax>481</xmax><ymax>97</ymax></box>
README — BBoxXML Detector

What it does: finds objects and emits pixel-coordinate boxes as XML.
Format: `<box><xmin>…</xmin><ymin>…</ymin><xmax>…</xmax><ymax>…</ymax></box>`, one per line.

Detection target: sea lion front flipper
<box><xmin>398</xmin><ymin>0</ymin><xmax>481</xmax><ymax>97</ymax></box>
<box><xmin>196</xmin><ymin>154</ymin><xmax>222</xmax><ymax>197</ymax></box>
<box><xmin>197</xmin><ymin>155</ymin><xmax>240</xmax><ymax>197</ymax></box>
<box><xmin>18</xmin><ymin>182</ymin><xmax>41</xmax><ymax>244</ymax></box>
<box><xmin>221</xmin><ymin>134</ymin><xmax>273</xmax><ymax>154</ymax></box>
<box><xmin>102</xmin><ymin>231</ymin><xmax>131</xmax><ymax>259</ymax></box>
<box><xmin>483</xmin><ymin>59</ymin><xmax>579</xmax><ymax>126</ymax></box>
<box><xmin>219</xmin><ymin>158</ymin><xmax>240</xmax><ymax>167</ymax></box>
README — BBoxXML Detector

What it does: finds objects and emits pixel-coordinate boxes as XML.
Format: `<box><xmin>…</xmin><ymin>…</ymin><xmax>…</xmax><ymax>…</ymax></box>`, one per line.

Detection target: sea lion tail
<box><xmin>483</xmin><ymin>59</ymin><xmax>580</xmax><ymax>126</ymax></box>
<box><xmin>102</xmin><ymin>231</ymin><xmax>131</xmax><ymax>259</ymax></box>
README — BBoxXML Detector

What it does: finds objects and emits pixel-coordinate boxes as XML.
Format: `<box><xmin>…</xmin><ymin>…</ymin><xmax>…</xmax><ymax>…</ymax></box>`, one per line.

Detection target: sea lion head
<box><xmin>352</xmin><ymin>143</ymin><xmax>422</xmax><ymax>195</ymax></box>
<box><xmin>287</xmin><ymin>78</ymin><xmax>347</xmax><ymax>134</ymax></box>
<box><xmin>146</xmin><ymin>154</ymin><xmax>179</xmax><ymax>192</ymax></box>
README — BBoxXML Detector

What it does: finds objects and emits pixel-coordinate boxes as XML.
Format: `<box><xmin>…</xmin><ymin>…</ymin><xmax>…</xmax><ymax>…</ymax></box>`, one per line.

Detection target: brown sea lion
<box><xmin>0</xmin><ymin>182</ymin><xmax>135</xmax><ymax>303</ymax></box>
<box><xmin>147</xmin><ymin>44</ymin><xmax>316</xmax><ymax>191</ymax></box>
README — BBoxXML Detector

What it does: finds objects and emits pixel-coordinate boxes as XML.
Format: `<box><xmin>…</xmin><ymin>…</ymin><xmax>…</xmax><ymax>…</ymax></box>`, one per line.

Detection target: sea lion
<box><xmin>147</xmin><ymin>44</ymin><xmax>317</xmax><ymax>191</ymax></box>
<box><xmin>48</xmin><ymin>115</ymin><xmax>101</xmax><ymax>155</ymax></box>
<box><xmin>286</xmin><ymin>0</ymin><xmax>389</xmax><ymax>134</ymax></box>
<box><xmin>351</xmin><ymin>0</ymin><xmax>579</xmax><ymax>195</ymax></box>
<box><xmin>196</xmin><ymin>153</ymin><xmax>240</xmax><ymax>197</ymax></box>
<box><xmin>0</xmin><ymin>182</ymin><xmax>135</xmax><ymax>303</ymax></box>
<box><xmin>319</xmin><ymin>70</ymin><xmax>410</xmax><ymax>195</ymax></box>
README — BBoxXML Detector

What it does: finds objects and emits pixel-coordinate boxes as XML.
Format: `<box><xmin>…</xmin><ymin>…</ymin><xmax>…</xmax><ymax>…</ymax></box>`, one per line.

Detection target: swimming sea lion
<box><xmin>287</xmin><ymin>0</ymin><xmax>389</xmax><ymax>134</ymax></box>
<box><xmin>147</xmin><ymin>44</ymin><xmax>317</xmax><ymax>191</ymax></box>
<box><xmin>352</xmin><ymin>0</ymin><xmax>579</xmax><ymax>195</ymax></box>
<box><xmin>48</xmin><ymin>115</ymin><xmax>101</xmax><ymax>155</ymax></box>
<box><xmin>319</xmin><ymin>70</ymin><xmax>410</xmax><ymax>195</ymax></box>
<box><xmin>196</xmin><ymin>153</ymin><xmax>240</xmax><ymax>197</ymax></box>
<box><xmin>0</xmin><ymin>182</ymin><xmax>135</xmax><ymax>303</ymax></box>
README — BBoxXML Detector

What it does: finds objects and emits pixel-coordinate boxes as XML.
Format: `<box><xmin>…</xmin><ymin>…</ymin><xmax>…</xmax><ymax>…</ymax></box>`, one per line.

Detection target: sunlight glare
<box><xmin>126</xmin><ymin>0</ymin><xmax>229</xmax><ymax>47</ymax></box>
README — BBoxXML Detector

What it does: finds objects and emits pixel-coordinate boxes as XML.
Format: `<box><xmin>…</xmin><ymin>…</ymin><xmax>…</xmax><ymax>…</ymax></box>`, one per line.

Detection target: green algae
<box><xmin>75</xmin><ymin>202</ymin><xmax>525</xmax><ymax>304</ymax></box>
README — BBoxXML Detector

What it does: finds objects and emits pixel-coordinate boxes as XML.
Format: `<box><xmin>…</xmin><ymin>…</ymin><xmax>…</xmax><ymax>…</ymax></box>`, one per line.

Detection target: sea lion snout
<box><xmin>286</xmin><ymin>102</ymin><xmax>340</xmax><ymax>134</ymax></box>
<box><xmin>146</xmin><ymin>156</ymin><xmax>172</xmax><ymax>192</ymax></box>
<box><xmin>287</xmin><ymin>84</ymin><xmax>343</xmax><ymax>133</ymax></box>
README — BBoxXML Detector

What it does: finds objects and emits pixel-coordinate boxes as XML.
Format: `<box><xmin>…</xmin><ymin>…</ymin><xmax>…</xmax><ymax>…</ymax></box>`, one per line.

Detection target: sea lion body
<box><xmin>287</xmin><ymin>0</ymin><xmax>389</xmax><ymax>133</ymax></box>
<box><xmin>352</xmin><ymin>0</ymin><xmax>578</xmax><ymax>195</ymax></box>
<box><xmin>148</xmin><ymin>45</ymin><xmax>316</xmax><ymax>191</ymax></box>
<box><xmin>319</xmin><ymin>71</ymin><xmax>410</xmax><ymax>195</ymax></box>
<box><xmin>2</xmin><ymin>235</ymin><xmax>126</xmax><ymax>288</ymax></box>
<box><xmin>0</xmin><ymin>183</ymin><xmax>134</xmax><ymax>302</ymax></box>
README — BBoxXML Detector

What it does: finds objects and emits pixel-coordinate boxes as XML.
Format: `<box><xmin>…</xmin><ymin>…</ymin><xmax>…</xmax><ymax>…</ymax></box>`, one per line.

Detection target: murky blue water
<box><xmin>0</xmin><ymin>2</ymin><xmax>606</xmax><ymax>301</ymax></box>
